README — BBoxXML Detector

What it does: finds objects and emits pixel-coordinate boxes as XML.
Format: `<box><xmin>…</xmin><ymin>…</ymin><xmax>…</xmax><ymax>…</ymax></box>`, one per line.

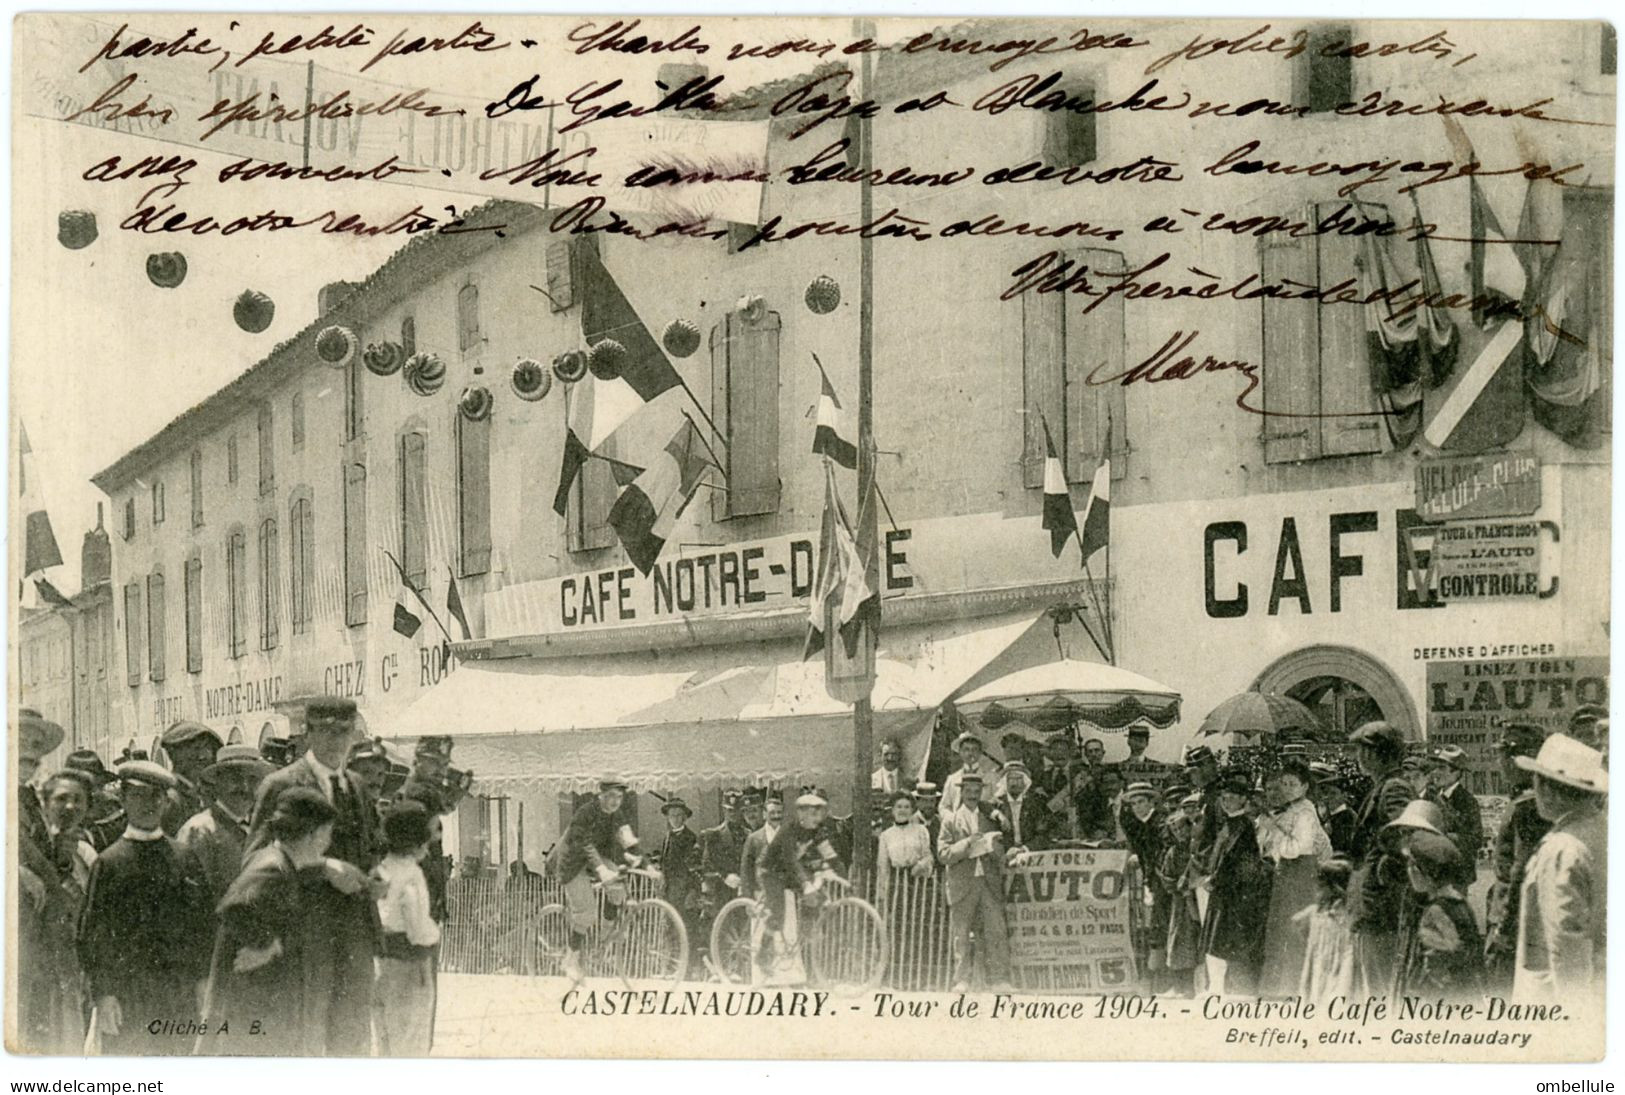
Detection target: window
<box><xmin>258</xmin><ymin>517</ymin><xmax>280</xmax><ymax>651</ymax></box>
<box><xmin>290</xmin><ymin>494</ymin><xmax>315</xmax><ymax>635</ymax></box>
<box><xmin>122</xmin><ymin>497</ymin><xmax>136</xmax><ymax>541</ymax></box>
<box><xmin>227</xmin><ymin>528</ymin><xmax>247</xmax><ymax>659</ymax></box>
<box><xmin>184</xmin><ymin>555</ymin><xmax>202</xmax><ymax>673</ymax></box>
<box><xmin>257</xmin><ymin>404</ymin><xmax>275</xmax><ymax>496</ymax></box>
<box><xmin>401</xmin><ymin>315</ymin><xmax>417</xmax><ymax>356</ymax></box>
<box><xmin>1041</xmin><ymin>79</ymin><xmax>1097</xmax><ymax>169</ymax></box>
<box><xmin>1295</xmin><ymin>24</ymin><xmax>1354</xmax><ymax>114</ymax></box>
<box><xmin>123</xmin><ymin>581</ymin><xmax>141</xmax><ymax>686</ymax></box>
<box><xmin>457</xmin><ymin>282</ymin><xmax>482</xmax><ymax>352</ymax></box>
<box><xmin>151</xmin><ymin>481</ymin><xmax>165</xmax><ymax>525</ymax></box>
<box><xmin>344</xmin><ymin>461</ymin><xmax>368</xmax><ymax>626</ymax></box>
<box><xmin>292</xmin><ymin>391</ymin><xmax>306</xmax><ymax>451</ymax></box>
<box><xmin>1020</xmin><ymin>247</ymin><xmax>1129</xmax><ymax>488</ymax></box>
<box><xmin>399</xmin><ymin>429</ymin><xmax>428</xmax><ymax>589</ymax></box>
<box><xmin>346</xmin><ymin>351</ymin><xmax>365</xmax><ymax>442</ymax></box>
<box><xmin>457</xmin><ymin>412</ymin><xmax>492</xmax><ymax>576</ymax></box>
<box><xmin>1258</xmin><ymin>204</ymin><xmax>1384</xmax><ymax>463</ymax></box>
<box><xmin>567</xmin><ymin>436</ymin><xmax>619</xmax><ymax>552</ymax></box>
<box><xmin>709</xmin><ymin>305</ymin><xmax>782</xmax><ymax>517</ymax></box>
<box><xmin>147</xmin><ymin>570</ymin><xmax>165</xmax><ymax>682</ymax></box>
<box><xmin>227</xmin><ymin>434</ymin><xmax>239</xmax><ymax>485</ymax></box>
<box><xmin>189</xmin><ymin>449</ymin><xmax>203</xmax><ymax>527</ymax></box>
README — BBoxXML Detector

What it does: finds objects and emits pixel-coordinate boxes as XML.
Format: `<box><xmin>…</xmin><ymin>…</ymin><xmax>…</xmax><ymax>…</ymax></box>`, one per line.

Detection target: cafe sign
<box><xmin>1415</xmin><ymin>453</ymin><xmax>1541</xmax><ymax>522</ymax></box>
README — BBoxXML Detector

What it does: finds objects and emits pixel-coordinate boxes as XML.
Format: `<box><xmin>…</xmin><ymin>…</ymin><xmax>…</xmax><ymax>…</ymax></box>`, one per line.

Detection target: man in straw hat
<box><xmin>1484</xmin><ymin>722</ymin><xmax>1551</xmax><ymax>991</ymax></box>
<box><xmin>177</xmin><ymin>744</ymin><xmax>274</xmax><ymax>912</ymax></box>
<box><xmin>938</xmin><ymin>772</ymin><xmax>1013</xmax><ymax>992</ymax></box>
<box><xmin>941</xmin><ymin>731</ymin><xmax>1002</xmax><ymax>813</ymax></box>
<box><xmin>1513</xmin><ymin>733</ymin><xmax>1608</xmax><ymax>1002</ymax></box>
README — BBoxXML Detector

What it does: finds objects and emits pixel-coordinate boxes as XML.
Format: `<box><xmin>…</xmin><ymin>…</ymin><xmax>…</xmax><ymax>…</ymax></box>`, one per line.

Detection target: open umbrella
<box><xmin>1198</xmin><ymin>691</ymin><xmax>1326</xmax><ymax>741</ymax></box>
<box><xmin>954</xmin><ymin>660</ymin><xmax>1182</xmax><ymax>732</ymax></box>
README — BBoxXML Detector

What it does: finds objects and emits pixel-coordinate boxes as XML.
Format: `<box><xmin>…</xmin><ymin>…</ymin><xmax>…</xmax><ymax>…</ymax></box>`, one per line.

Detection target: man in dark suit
<box><xmin>911</xmin><ymin>783</ymin><xmax>943</xmax><ymax>865</ymax></box>
<box><xmin>1312</xmin><ymin>765</ymin><xmax>1358</xmax><ymax>857</ymax></box>
<box><xmin>994</xmin><ymin>761</ymin><xmax>1055</xmax><ymax>851</ymax></box>
<box><xmin>158</xmin><ymin>720</ymin><xmax>224</xmax><ymax>836</ymax></box>
<box><xmin>244</xmin><ymin>696</ymin><xmax>379</xmax><ymax>1057</ymax></box>
<box><xmin>1347</xmin><ymin>720</ymin><xmax>1415</xmax><ymax>997</ymax></box>
<box><xmin>1427</xmin><ymin>745</ymin><xmax>1484</xmax><ymax>886</ymax></box>
<box><xmin>658</xmin><ymin>797</ymin><xmax>701</xmax><ymax>955</ymax></box>
<box><xmin>699</xmin><ymin>789</ymin><xmax>750</xmax><ymax>916</ymax></box>
<box><xmin>739</xmin><ymin>793</ymin><xmax>781</xmax><ymax>900</ymax></box>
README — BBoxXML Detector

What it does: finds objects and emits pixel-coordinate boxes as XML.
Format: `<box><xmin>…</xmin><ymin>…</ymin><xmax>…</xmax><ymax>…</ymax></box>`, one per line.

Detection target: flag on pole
<box><xmin>803</xmin><ymin>461</ymin><xmax>875</xmax><ymax>661</ymax></box>
<box><xmin>19</xmin><ymin>422</ymin><xmax>62</xmax><ymax>577</ymax></box>
<box><xmin>34</xmin><ymin>577</ymin><xmax>74</xmax><ymax>609</ymax></box>
<box><xmin>1039</xmin><ymin>416</ymin><xmax>1078</xmax><ymax>558</ymax></box>
<box><xmin>811</xmin><ymin>355</ymin><xmax>857</xmax><ymax>469</ymax></box>
<box><xmin>553</xmin><ymin>245</ymin><xmax>683</xmax><ymax>515</ymax></box>
<box><xmin>1079</xmin><ymin>425</ymin><xmax>1111</xmax><ymax>564</ymax></box>
<box><xmin>609</xmin><ymin>418</ymin><xmax>713</xmax><ymax>575</ymax></box>
<box><xmin>392</xmin><ymin>586</ymin><xmax>422</xmax><ymax>639</ymax></box>
<box><xmin>446</xmin><ymin>569</ymin><xmax>472</xmax><ymax>641</ymax></box>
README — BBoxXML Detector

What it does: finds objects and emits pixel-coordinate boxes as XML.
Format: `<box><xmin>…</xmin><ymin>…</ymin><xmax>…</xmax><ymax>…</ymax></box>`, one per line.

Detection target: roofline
<box><xmin>91</xmin><ymin>200</ymin><xmax>551</xmax><ymax>494</ymax></box>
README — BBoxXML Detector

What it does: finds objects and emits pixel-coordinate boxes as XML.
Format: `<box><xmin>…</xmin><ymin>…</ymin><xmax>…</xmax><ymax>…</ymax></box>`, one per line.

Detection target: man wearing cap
<box><xmin>244</xmin><ymin>696</ymin><xmax>379</xmax><ymax>1056</ymax></box>
<box><xmin>159</xmin><ymin>720</ymin><xmax>225</xmax><ymax>836</ymax></box>
<box><xmin>939</xmin><ymin>772</ymin><xmax>1013</xmax><ymax>992</ymax></box>
<box><xmin>758</xmin><ymin>791</ymin><xmax>845</xmax><ymax>977</ymax></box>
<box><xmin>1120</xmin><ymin>781</ymin><xmax>1166</xmax><ymax>920</ymax></box>
<box><xmin>399</xmin><ymin>736</ymin><xmax>457</xmax><ymax>817</ymax></box>
<box><xmin>177</xmin><ymin>744</ymin><xmax>273</xmax><ymax>912</ymax></box>
<box><xmin>1396</xmin><ymin>831</ymin><xmax>1486</xmax><ymax>1000</ymax></box>
<box><xmin>1426</xmin><ymin>745</ymin><xmax>1483</xmax><ymax>886</ymax></box>
<box><xmin>1311</xmin><ymin>764</ymin><xmax>1357</xmax><ymax>857</ymax></box>
<box><xmin>911</xmin><ymin>783</ymin><xmax>944</xmax><ymax>865</ymax></box>
<box><xmin>1513</xmin><ymin>733</ymin><xmax>1608</xmax><ymax>1003</ymax></box>
<box><xmin>61</xmin><ymin>750</ymin><xmax>126</xmax><ymax>852</ymax></box>
<box><xmin>555</xmin><ymin>779</ymin><xmax>644</xmax><ymax>981</ymax></box>
<box><xmin>996</xmin><ymin>760</ymin><xmax>1054</xmax><ymax>852</ymax></box>
<box><xmin>871</xmin><ymin>740</ymin><xmax>913</xmax><ymax>794</ymax></box>
<box><xmin>1484</xmin><ymin>723</ymin><xmax>1551</xmax><ymax>991</ymax></box>
<box><xmin>77</xmin><ymin>760</ymin><xmax>213</xmax><ymax>1055</ymax></box>
<box><xmin>659</xmin><ymin>797</ymin><xmax>702</xmax><ymax>953</ymax></box>
<box><xmin>700</xmin><ymin>789</ymin><xmax>751</xmax><ymax>919</ymax></box>
<box><xmin>1346</xmin><ymin>720</ymin><xmax>1415</xmax><ymax>998</ymax></box>
<box><xmin>1566</xmin><ymin>705</ymin><xmax>1606</xmax><ymax>751</ymax></box>
<box><xmin>1121</xmin><ymin>724</ymin><xmax>1167</xmax><ymax>786</ymax></box>
<box><xmin>941</xmin><ymin>733</ymin><xmax>1003</xmax><ymax>813</ymax></box>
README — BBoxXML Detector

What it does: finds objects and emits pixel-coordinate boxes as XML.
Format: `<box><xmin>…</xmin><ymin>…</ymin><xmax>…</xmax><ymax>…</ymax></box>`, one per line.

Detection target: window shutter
<box><xmin>401</xmin><ymin>315</ymin><xmax>417</xmax><ymax>357</ymax></box>
<box><xmin>719</xmin><ymin>309</ymin><xmax>781</xmax><ymax>517</ymax></box>
<box><xmin>1295</xmin><ymin>25</ymin><xmax>1354</xmax><ymax>114</ymax></box>
<box><xmin>569</xmin><ymin>436</ymin><xmax>618</xmax><ymax>551</ymax></box>
<box><xmin>400</xmin><ymin>432</ymin><xmax>427</xmax><ymax>589</ymax></box>
<box><xmin>291</xmin><ymin>496</ymin><xmax>315</xmax><ymax>634</ymax></box>
<box><xmin>227</xmin><ymin>435</ymin><xmax>239</xmax><ymax>484</ymax></box>
<box><xmin>458</xmin><ymin>283</ymin><xmax>481</xmax><ymax>352</ymax></box>
<box><xmin>1042</xmin><ymin>80</ymin><xmax>1097</xmax><ymax>168</ymax></box>
<box><xmin>1021</xmin><ymin>287</ymin><xmax>1064</xmax><ymax>488</ymax></box>
<box><xmin>1260</xmin><ymin>230</ymin><xmax>1322</xmax><ymax>463</ymax></box>
<box><xmin>260</xmin><ymin>518</ymin><xmax>280</xmax><ymax>651</ymax></box>
<box><xmin>185</xmin><ymin>557</ymin><xmax>202</xmax><ymax>673</ymax></box>
<box><xmin>190</xmin><ymin>449</ymin><xmax>203</xmax><ymax>527</ymax></box>
<box><xmin>146</xmin><ymin>573</ymin><xmax>165</xmax><ymax>682</ymax></box>
<box><xmin>1316</xmin><ymin>203</ymin><xmax>1384</xmax><ymax>456</ymax></box>
<box><xmin>458</xmin><ymin>415</ymin><xmax>493</xmax><ymax>576</ymax></box>
<box><xmin>545</xmin><ymin>239</ymin><xmax>575</xmax><ymax>311</ymax></box>
<box><xmin>344</xmin><ymin>462</ymin><xmax>368</xmax><ymax>626</ymax></box>
<box><xmin>228</xmin><ymin>531</ymin><xmax>248</xmax><ymax>658</ymax></box>
<box><xmin>346</xmin><ymin>357</ymin><xmax>365</xmax><ymax>442</ymax></box>
<box><xmin>124</xmin><ymin>582</ymin><xmax>141</xmax><ymax>686</ymax></box>
<box><xmin>258</xmin><ymin>405</ymin><xmax>275</xmax><ymax>496</ymax></box>
<box><xmin>292</xmin><ymin>391</ymin><xmax>306</xmax><ymax>450</ymax></box>
<box><xmin>1064</xmin><ymin>248</ymin><xmax>1129</xmax><ymax>482</ymax></box>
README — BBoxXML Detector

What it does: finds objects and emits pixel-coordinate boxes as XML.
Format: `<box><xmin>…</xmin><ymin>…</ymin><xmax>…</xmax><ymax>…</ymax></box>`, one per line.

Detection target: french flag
<box><xmin>811</xmin><ymin>354</ymin><xmax>857</xmax><ymax>469</ymax></box>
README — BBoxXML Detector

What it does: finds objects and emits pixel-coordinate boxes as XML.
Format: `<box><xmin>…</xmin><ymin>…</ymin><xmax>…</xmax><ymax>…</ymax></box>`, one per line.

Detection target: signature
<box><xmin>1087</xmin><ymin>329</ymin><xmax>1260</xmax><ymax>410</ymax></box>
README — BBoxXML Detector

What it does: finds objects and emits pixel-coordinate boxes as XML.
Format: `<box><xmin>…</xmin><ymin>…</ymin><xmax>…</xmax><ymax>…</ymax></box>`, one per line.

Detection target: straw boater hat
<box><xmin>117</xmin><ymin>759</ymin><xmax>178</xmax><ymax>790</ymax></box>
<box><xmin>912</xmin><ymin>782</ymin><xmax>940</xmax><ymax>801</ymax></box>
<box><xmin>953</xmin><ymin>732</ymin><xmax>984</xmax><ymax>750</ymax></box>
<box><xmin>1383</xmin><ymin>798</ymin><xmax>1446</xmax><ymax>838</ymax></box>
<box><xmin>1124</xmin><ymin>781</ymin><xmax>1158</xmax><ymax>801</ymax></box>
<box><xmin>796</xmin><ymin>791</ymin><xmax>828</xmax><ymax>808</ymax></box>
<box><xmin>1515</xmin><ymin>733</ymin><xmax>1608</xmax><ymax>794</ymax></box>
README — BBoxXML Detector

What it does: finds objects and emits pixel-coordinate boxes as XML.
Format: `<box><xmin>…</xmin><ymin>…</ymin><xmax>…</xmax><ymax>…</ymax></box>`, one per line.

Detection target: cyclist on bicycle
<box><xmin>757</xmin><ymin>790</ymin><xmax>845</xmax><ymax>972</ymax></box>
<box><xmin>552</xmin><ymin>778</ymin><xmax>643</xmax><ymax>982</ymax></box>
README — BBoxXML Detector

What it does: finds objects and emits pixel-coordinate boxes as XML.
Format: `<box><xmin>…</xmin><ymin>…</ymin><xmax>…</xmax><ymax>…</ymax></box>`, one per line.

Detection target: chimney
<box><xmin>318</xmin><ymin>281</ymin><xmax>360</xmax><ymax>317</ymax></box>
<box><xmin>81</xmin><ymin>502</ymin><xmax>111</xmax><ymax>589</ymax></box>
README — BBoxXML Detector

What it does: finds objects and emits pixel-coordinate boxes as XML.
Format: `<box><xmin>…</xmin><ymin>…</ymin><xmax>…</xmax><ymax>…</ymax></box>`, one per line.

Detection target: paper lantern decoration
<box><xmin>553</xmin><ymin>350</ymin><xmax>587</xmax><ymax>384</ymax></box>
<box><xmin>315</xmin><ymin>325</ymin><xmax>358</xmax><ymax>368</ymax></box>
<box><xmin>404</xmin><ymin>352</ymin><xmax>445</xmax><ymax>396</ymax></box>
<box><xmin>146</xmin><ymin>252</ymin><xmax>187</xmax><ymax>288</ymax></box>
<box><xmin>459</xmin><ymin>385</ymin><xmax>494</xmax><ymax>421</ymax></box>
<box><xmin>662</xmin><ymin>317</ymin><xmax>701</xmax><ymax>358</ymax></box>
<box><xmin>363</xmin><ymin>340</ymin><xmax>405</xmax><ymax>377</ymax></box>
<box><xmin>805</xmin><ymin>275</ymin><xmax>841</xmax><ymax>315</ymax></box>
<box><xmin>58</xmin><ymin>210</ymin><xmax>98</xmax><ymax>250</ymax></box>
<box><xmin>233</xmin><ymin>290</ymin><xmax>275</xmax><ymax>333</ymax></box>
<box><xmin>737</xmin><ymin>294</ymin><xmax>768</xmax><ymax>324</ymax></box>
<box><xmin>588</xmin><ymin>339</ymin><xmax>627</xmax><ymax>380</ymax></box>
<box><xmin>511</xmin><ymin>358</ymin><xmax>551</xmax><ymax>401</ymax></box>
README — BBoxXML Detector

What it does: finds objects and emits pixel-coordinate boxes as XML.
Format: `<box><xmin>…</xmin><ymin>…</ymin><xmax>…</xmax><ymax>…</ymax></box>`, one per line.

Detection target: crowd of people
<box><xmin>16</xmin><ymin>699</ymin><xmax>463</xmax><ymax>1057</ymax></box>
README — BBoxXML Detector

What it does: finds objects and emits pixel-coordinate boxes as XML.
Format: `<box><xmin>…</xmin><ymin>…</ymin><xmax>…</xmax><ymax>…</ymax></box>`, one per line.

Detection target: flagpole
<box><xmin>383</xmin><ymin>548</ymin><xmax>454</xmax><ymax>645</ymax></box>
<box><xmin>850</xmin><ymin>16</ymin><xmax>879</xmax><ymax>887</ymax></box>
<box><xmin>812</xmin><ymin>350</ymin><xmax>899</xmax><ymax>533</ymax></box>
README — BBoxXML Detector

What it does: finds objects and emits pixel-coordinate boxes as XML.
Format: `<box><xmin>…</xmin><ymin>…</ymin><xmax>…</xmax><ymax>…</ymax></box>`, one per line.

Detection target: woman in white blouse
<box><xmin>375</xmin><ymin>801</ymin><xmax>442</xmax><ymax>1056</ymax></box>
<box><xmin>1255</xmin><ymin>758</ymin><xmax>1333</xmax><ymax>997</ymax></box>
<box><xmin>875</xmin><ymin>792</ymin><xmax>934</xmax><ymax>910</ymax></box>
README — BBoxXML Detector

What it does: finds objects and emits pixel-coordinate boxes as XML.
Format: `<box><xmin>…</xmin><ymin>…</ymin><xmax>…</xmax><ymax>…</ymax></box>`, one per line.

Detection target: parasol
<box><xmin>954</xmin><ymin>661</ymin><xmax>1182</xmax><ymax>733</ymax></box>
<box><xmin>1198</xmin><ymin>691</ymin><xmax>1327</xmax><ymax>741</ymax></box>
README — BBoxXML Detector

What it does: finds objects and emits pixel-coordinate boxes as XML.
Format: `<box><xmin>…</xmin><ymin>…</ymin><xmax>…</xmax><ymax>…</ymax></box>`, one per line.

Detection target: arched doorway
<box><xmin>1253</xmin><ymin>645</ymin><xmax>1418</xmax><ymax>741</ymax></box>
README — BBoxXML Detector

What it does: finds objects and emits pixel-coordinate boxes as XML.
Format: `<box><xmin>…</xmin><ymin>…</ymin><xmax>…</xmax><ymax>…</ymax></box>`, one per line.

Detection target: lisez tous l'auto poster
<box><xmin>1005</xmin><ymin>849</ymin><xmax>1137</xmax><ymax>994</ymax></box>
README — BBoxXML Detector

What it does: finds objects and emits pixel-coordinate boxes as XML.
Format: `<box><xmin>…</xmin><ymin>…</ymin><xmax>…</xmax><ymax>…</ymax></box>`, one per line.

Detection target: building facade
<box><xmin>94</xmin><ymin>18</ymin><xmax>1613</xmax><ymax>863</ymax></box>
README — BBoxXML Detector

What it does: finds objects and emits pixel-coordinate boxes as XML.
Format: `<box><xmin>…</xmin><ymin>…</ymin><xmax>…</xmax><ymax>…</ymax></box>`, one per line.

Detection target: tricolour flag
<box><xmin>553</xmin><ymin>244</ymin><xmax>684</xmax><ymax>515</ymax></box>
<box><xmin>1079</xmin><ymin>424</ymin><xmax>1111</xmax><ymax>565</ymax></box>
<box><xmin>609</xmin><ymin>418</ymin><xmax>713</xmax><ymax>575</ymax></box>
<box><xmin>446</xmin><ymin>569</ymin><xmax>472</xmax><ymax>641</ymax></box>
<box><xmin>1039</xmin><ymin>416</ymin><xmax>1078</xmax><ymax>559</ymax></box>
<box><xmin>392</xmin><ymin>588</ymin><xmax>422</xmax><ymax>639</ymax></box>
<box><xmin>19</xmin><ymin>422</ymin><xmax>62</xmax><ymax>578</ymax></box>
<box><xmin>811</xmin><ymin>355</ymin><xmax>857</xmax><ymax>469</ymax></box>
<box><xmin>803</xmin><ymin>461</ymin><xmax>876</xmax><ymax>662</ymax></box>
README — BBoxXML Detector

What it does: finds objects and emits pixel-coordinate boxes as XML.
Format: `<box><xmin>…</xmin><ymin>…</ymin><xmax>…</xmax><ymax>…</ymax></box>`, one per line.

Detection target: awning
<box><xmin>956</xmin><ymin>661</ymin><xmax>1183</xmax><ymax>733</ymax></box>
<box><xmin>384</xmin><ymin>608</ymin><xmax>1052</xmax><ymax>793</ymax></box>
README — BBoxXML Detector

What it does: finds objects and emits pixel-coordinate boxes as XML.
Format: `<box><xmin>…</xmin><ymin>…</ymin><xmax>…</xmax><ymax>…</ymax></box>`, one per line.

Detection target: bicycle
<box><xmin>708</xmin><ymin>872</ymin><xmax>888</xmax><ymax>995</ymax></box>
<box><xmin>537</xmin><ymin>866</ymin><xmax>690</xmax><ymax>985</ymax></box>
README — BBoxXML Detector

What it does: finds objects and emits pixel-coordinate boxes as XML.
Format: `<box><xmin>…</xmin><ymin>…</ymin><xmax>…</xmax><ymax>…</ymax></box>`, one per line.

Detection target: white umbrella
<box><xmin>954</xmin><ymin>661</ymin><xmax>1182</xmax><ymax>734</ymax></box>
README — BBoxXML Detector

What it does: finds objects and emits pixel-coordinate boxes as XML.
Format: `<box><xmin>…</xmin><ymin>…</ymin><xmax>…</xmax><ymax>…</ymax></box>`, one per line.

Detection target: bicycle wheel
<box><xmin>601</xmin><ymin>898</ymin><xmax>690</xmax><ymax>983</ymax></box>
<box><xmin>536</xmin><ymin>904</ymin><xmax>571</xmax><ymax>978</ymax></box>
<box><xmin>709</xmin><ymin>897</ymin><xmax>759</xmax><ymax>985</ymax></box>
<box><xmin>806</xmin><ymin>896</ymin><xmax>888</xmax><ymax>996</ymax></box>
